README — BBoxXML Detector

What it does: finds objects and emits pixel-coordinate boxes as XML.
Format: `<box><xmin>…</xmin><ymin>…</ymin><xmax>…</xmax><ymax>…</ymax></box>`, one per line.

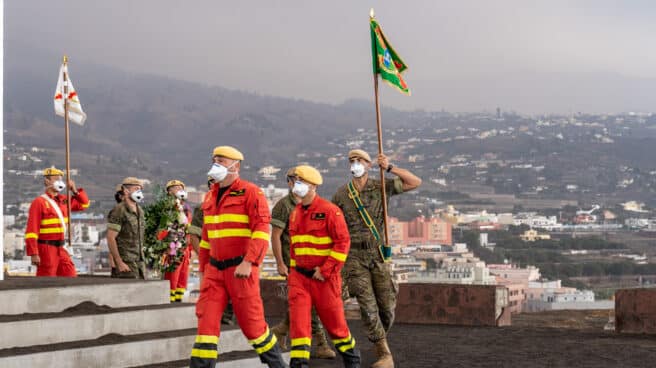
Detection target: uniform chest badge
<box><xmin>229</xmin><ymin>189</ymin><xmax>246</xmax><ymax>196</ymax></box>
<box><xmin>311</xmin><ymin>213</ymin><xmax>326</xmax><ymax>220</ymax></box>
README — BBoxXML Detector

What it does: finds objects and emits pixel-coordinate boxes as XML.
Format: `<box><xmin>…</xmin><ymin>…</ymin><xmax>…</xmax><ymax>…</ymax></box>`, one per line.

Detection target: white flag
<box><xmin>54</xmin><ymin>64</ymin><xmax>87</xmax><ymax>125</ymax></box>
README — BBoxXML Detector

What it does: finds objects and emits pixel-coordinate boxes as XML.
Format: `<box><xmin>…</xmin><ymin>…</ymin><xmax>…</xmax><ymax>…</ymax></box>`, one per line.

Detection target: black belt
<box><xmin>352</xmin><ymin>240</ymin><xmax>376</xmax><ymax>250</ymax></box>
<box><xmin>294</xmin><ymin>266</ymin><xmax>315</xmax><ymax>279</ymax></box>
<box><xmin>39</xmin><ymin>240</ymin><xmax>65</xmax><ymax>247</ymax></box>
<box><xmin>209</xmin><ymin>256</ymin><xmax>244</xmax><ymax>271</ymax></box>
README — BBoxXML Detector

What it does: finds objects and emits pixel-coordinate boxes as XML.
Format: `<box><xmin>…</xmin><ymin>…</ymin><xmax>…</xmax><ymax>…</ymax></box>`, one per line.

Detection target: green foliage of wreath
<box><xmin>144</xmin><ymin>187</ymin><xmax>188</xmax><ymax>273</ymax></box>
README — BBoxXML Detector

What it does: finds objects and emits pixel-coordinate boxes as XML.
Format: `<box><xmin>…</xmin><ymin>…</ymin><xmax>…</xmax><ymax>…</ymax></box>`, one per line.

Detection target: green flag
<box><xmin>370</xmin><ymin>18</ymin><xmax>410</xmax><ymax>95</ymax></box>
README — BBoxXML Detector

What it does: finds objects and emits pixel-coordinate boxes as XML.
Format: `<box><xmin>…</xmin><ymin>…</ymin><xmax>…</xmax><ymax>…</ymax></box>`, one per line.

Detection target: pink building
<box><xmin>388</xmin><ymin>216</ymin><xmax>452</xmax><ymax>246</ymax></box>
<box><xmin>489</xmin><ymin>264</ymin><xmax>541</xmax><ymax>314</ymax></box>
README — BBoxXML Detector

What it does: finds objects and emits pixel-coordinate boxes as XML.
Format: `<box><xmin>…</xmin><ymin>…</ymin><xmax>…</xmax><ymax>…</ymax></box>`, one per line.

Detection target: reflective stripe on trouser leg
<box><xmin>333</xmin><ymin>334</ymin><xmax>361</xmax><ymax>365</ymax></box>
<box><xmin>189</xmin><ymin>335</ymin><xmax>218</xmax><ymax>368</ymax></box>
<box><xmin>169</xmin><ymin>290</ymin><xmax>176</xmax><ymax>302</ymax></box>
<box><xmin>290</xmin><ymin>337</ymin><xmax>311</xmax><ymax>368</ymax></box>
<box><xmin>175</xmin><ymin>288</ymin><xmax>185</xmax><ymax>302</ymax></box>
<box><xmin>248</xmin><ymin>327</ymin><xmax>286</xmax><ymax>367</ymax></box>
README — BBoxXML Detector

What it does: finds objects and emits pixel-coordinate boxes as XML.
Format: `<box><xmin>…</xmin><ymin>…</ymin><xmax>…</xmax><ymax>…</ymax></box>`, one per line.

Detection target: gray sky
<box><xmin>6</xmin><ymin>0</ymin><xmax>656</xmax><ymax>113</ymax></box>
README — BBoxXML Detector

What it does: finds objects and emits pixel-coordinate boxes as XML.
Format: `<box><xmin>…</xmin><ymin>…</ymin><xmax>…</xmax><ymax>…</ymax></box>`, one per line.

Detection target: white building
<box><xmin>411</xmin><ymin>255</ymin><xmax>496</xmax><ymax>285</ymax></box>
<box><xmin>513</xmin><ymin>213</ymin><xmax>562</xmax><ymax>230</ymax></box>
<box><xmin>525</xmin><ymin>280</ymin><xmax>613</xmax><ymax>312</ymax></box>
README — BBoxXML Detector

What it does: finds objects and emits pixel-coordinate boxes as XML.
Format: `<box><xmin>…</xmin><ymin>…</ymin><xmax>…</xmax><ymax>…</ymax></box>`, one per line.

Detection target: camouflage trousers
<box><xmin>111</xmin><ymin>260</ymin><xmax>146</xmax><ymax>279</ymax></box>
<box><xmin>342</xmin><ymin>247</ymin><xmax>398</xmax><ymax>342</ymax></box>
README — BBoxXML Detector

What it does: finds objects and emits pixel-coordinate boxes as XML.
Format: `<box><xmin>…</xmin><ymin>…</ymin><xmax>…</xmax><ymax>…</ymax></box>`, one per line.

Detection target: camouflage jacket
<box><xmin>270</xmin><ymin>192</ymin><xmax>297</xmax><ymax>266</ymax></box>
<box><xmin>332</xmin><ymin>177</ymin><xmax>403</xmax><ymax>246</ymax></box>
<box><xmin>189</xmin><ymin>206</ymin><xmax>204</xmax><ymax>237</ymax></box>
<box><xmin>107</xmin><ymin>201</ymin><xmax>145</xmax><ymax>262</ymax></box>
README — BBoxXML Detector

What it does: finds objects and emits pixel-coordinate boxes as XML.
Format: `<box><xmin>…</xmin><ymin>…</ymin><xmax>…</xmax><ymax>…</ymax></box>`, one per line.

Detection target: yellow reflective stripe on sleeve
<box><xmin>81</xmin><ymin>203</ymin><xmax>90</xmax><ymax>208</ymax></box>
<box><xmin>25</xmin><ymin>233</ymin><xmax>38</xmax><ymax>240</ymax></box>
<box><xmin>40</xmin><ymin>218</ymin><xmax>69</xmax><ymax>225</ymax></box>
<box><xmin>290</xmin><ymin>350</ymin><xmax>311</xmax><ymax>359</ymax></box>
<box><xmin>291</xmin><ymin>235</ymin><xmax>333</xmax><ymax>245</ymax></box>
<box><xmin>39</xmin><ymin>227</ymin><xmax>65</xmax><ymax>234</ymax></box>
<box><xmin>329</xmin><ymin>251</ymin><xmax>347</xmax><ymax>262</ymax></box>
<box><xmin>191</xmin><ymin>348</ymin><xmax>218</xmax><ymax>359</ymax></box>
<box><xmin>248</xmin><ymin>328</ymin><xmax>271</xmax><ymax>345</ymax></box>
<box><xmin>207</xmin><ymin>228</ymin><xmax>252</xmax><ymax>239</ymax></box>
<box><xmin>199</xmin><ymin>240</ymin><xmax>211</xmax><ymax>250</ymax></box>
<box><xmin>251</xmin><ymin>231</ymin><xmax>270</xmax><ymax>241</ymax></box>
<box><xmin>290</xmin><ymin>259</ymin><xmax>296</xmax><ymax>267</ymax></box>
<box><xmin>294</xmin><ymin>247</ymin><xmax>331</xmax><ymax>257</ymax></box>
<box><xmin>195</xmin><ymin>335</ymin><xmax>219</xmax><ymax>344</ymax></box>
<box><xmin>204</xmin><ymin>214</ymin><xmax>250</xmax><ymax>224</ymax></box>
<box><xmin>291</xmin><ymin>337</ymin><xmax>312</xmax><ymax>346</ymax></box>
<box><xmin>254</xmin><ymin>335</ymin><xmax>277</xmax><ymax>354</ymax></box>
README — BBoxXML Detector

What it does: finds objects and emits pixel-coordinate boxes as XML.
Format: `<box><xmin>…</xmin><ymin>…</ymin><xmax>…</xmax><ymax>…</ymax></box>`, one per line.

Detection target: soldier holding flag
<box><xmin>331</xmin><ymin>11</ymin><xmax>422</xmax><ymax>368</ymax></box>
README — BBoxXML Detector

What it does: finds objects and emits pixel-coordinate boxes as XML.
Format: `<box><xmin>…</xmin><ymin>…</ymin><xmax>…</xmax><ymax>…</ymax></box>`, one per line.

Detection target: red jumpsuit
<box><xmin>24</xmin><ymin>189</ymin><xmax>90</xmax><ymax>277</ymax></box>
<box><xmin>190</xmin><ymin>178</ymin><xmax>285</xmax><ymax>368</ymax></box>
<box><xmin>165</xmin><ymin>205</ymin><xmax>192</xmax><ymax>302</ymax></box>
<box><xmin>287</xmin><ymin>195</ymin><xmax>360</xmax><ymax>368</ymax></box>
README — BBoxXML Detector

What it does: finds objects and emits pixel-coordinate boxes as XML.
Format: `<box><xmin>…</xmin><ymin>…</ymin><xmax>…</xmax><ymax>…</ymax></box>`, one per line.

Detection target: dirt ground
<box><xmin>132</xmin><ymin>313</ymin><xmax>656</xmax><ymax>368</ymax></box>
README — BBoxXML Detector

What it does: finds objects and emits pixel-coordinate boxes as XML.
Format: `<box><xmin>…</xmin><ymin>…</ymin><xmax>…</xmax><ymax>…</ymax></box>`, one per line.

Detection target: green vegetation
<box><xmin>457</xmin><ymin>229</ymin><xmax>652</xmax><ymax>280</ymax></box>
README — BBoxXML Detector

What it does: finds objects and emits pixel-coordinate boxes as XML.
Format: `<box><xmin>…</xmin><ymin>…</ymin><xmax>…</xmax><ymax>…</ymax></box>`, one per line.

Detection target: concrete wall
<box><xmin>616</xmin><ymin>288</ymin><xmax>656</xmax><ymax>334</ymax></box>
<box><xmin>260</xmin><ymin>280</ymin><xmax>511</xmax><ymax>327</ymax></box>
<box><xmin>0</xmin><ymin>280</ymin><xmax>170</xmax><ymax>315</ymax></box>
<box><xmin>395</xmin><ymin>283</ymin><xmax>511</xmax><ymax>326</ymax></box>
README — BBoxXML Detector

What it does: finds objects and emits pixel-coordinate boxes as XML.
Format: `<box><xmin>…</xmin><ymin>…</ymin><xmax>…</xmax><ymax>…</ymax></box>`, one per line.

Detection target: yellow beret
<box><xmin>122</xmin><ymin>177</ymin><xmax>143</xmax><ymax>186</ymax></box>
<box><xmin>115</xmin><ymin>184</ymin><xmax>123</xmax><ymax>192</ymax></box>
<box><xmin>294</xmin><ymin>165</ymin><xmax>323</xmax><ymax>185</ymax></box>
<box><xmin>43</xmin><ymin>167</ymin><xmax>64</xmax><ymax>176</ymax></box>
<box><xmin>286</xmin><ymin>167</ymin><xmax>297</xmax><ymax>177</ymax></box>
<box><xmin>166</xmin><ymin>179</ymin><xmax>185</xmax><ymax>190</ymax></box>
<box><xmin>348</xmin><ymin>149</ymin><xmax>372</xmax><ymax>162</ymax></box>
<box><xmin>212</xmin><ymin>146</ymin><xmax>244</xmax><ymax>161</ymax></box>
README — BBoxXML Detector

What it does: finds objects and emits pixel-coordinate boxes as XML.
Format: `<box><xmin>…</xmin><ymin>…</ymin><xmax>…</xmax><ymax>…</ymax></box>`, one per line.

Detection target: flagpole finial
<box><xmin>63</xmin><ymin>55</ymin><xmax>68</xmax><ymax>65</ymax></box>
<box><xmin>370</xmin><ymin>8</ymin><xmax>375</xmax><ymax>19</ymax></box>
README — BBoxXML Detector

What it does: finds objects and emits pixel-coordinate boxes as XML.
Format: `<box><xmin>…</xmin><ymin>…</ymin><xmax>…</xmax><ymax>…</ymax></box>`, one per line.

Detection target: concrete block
<box><xmin>395</xmin><ymin>283</ymin><xmax>511</xmax><ymax>326</ymax></box>
<box><xmin>0</xmin><ymin>329</ymin><xmax>253</xmax><ymax>368</ymax></box>
<box><xmin>0</xmin><ymin>281</ymin><xmax>170</xmax><ymax>315</ymax></box>
<box><xmin>615</xmin><ymin>288</ymin><xmax>656</xmax><ymax>334</ymax></box>
<box><xmin>0</xmin><ymin>305</ymin><xmax>196</xmax><ymax>349</ymax></box>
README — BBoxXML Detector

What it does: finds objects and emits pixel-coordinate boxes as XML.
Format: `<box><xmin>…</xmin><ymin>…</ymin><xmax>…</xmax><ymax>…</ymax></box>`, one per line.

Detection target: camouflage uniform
<box><xmin>107</xmin><ymin>201</ymin><xmax>146</xmax><ymax>279</ymax></box>
<box><xmin>271</xmin><ymin>193</ymin><xmax>325</xmax><ymax>336</ymax></box>
<box><xmin>332</xmin><ymin>177</ymin><xmax>404</xmax><ymax>342</ymax></box>
<box><xmin>190</xmin><ymin>205</ymin><xmax>235</xmax><ymax>324</ymax></box>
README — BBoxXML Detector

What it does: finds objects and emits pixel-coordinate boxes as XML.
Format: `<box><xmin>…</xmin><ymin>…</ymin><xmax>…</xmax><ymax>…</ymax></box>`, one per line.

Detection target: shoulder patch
<box><xmin>229</xmin><ymin>189</ymin><xmax>246</xmax><ymax>196</ymax></box>
<box><xmin>311</xmin><ymin>212</ymin><xmax>326</xmax><ymax>220</ymax></box>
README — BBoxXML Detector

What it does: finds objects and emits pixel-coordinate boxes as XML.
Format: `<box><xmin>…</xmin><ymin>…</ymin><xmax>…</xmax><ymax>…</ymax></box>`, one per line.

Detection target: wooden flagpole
<box><xmin>62</xmin><ymin>55</ymin><xmax>73</xmax><ymax>248</ymax></box>
<box><xmin>371</xmin><ymin>9</ymin><xmax>390</xmax><ymax>248</ymax></box>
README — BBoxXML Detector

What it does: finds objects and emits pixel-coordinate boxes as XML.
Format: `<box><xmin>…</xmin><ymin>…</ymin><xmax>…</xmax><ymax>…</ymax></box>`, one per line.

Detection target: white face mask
<box><xmin>207</xmin><ymin>162</ymin><xmax>236</xmax><ymax>182</ymax></box>
<box><xmin>52</xmin><ymin>180</ymin><xmax>66</xmax><ymax>192</ymax></box>
<box><xmin>175</xmin><ymin>190</ymin><xmax>188</xmax><ymax>200</ymax></box>
<box><xmin>130</xmin><ymin>190</ymin><xmax>144</xmax><ymax>203</ymax></box>
<box><xmin>292</xmin><ymin>181</ymin><xmax>310</xmax><ymax>198</ymax></box>
<box><xmin>350</xmin><ymin>162</ymin><xmax>366</xmax><ymax>178</ymax></box>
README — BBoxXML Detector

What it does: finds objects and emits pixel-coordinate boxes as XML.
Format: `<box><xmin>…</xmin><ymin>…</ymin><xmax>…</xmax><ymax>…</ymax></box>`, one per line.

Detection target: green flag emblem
<box><xmin>370</xmin><ymin>18</ymin><xmax>410</xmax><ymax>95</ymax></box>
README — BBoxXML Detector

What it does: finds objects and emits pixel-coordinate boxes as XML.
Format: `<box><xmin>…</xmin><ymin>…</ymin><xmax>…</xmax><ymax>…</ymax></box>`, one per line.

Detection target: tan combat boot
<box><xmin>312</xmin><ymin>332</ymin><xmax>336</xmax><ymax>359</ymax></box>
<box><xmin>371</xmin><ymin>338</ymin><xmax>394</xmax><ymax>368</ymax></box>
<box><xmin>271</xmin><ymin>323</ymin><xmax>289</xmax><ymax>350</ymax></box>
